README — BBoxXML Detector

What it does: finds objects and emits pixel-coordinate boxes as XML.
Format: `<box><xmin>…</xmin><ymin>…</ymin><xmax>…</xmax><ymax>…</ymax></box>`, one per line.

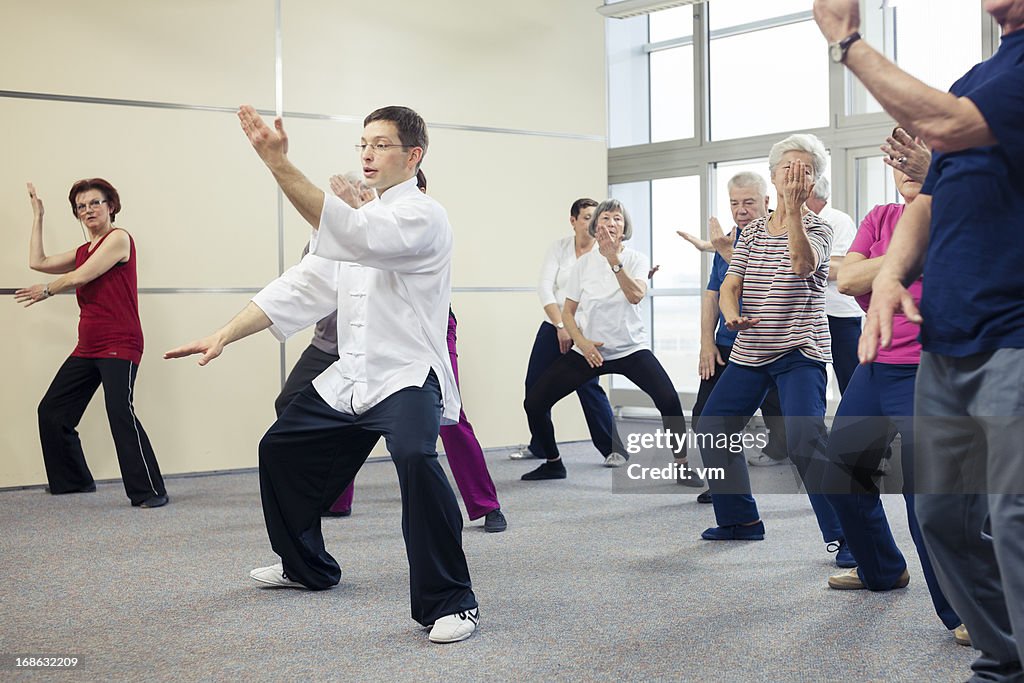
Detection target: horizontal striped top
<box><xmin>725</xmin><ymin>213</ymin><xmax>832</xmax><ymax>367</ymax></box>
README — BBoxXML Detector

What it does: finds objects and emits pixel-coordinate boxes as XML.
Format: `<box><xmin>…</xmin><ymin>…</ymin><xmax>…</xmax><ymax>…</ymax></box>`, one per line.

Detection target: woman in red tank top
<box><xmin>15</xmin><ymin>179</ymin><xmax>167</xmax><ymax>508</ymax></box>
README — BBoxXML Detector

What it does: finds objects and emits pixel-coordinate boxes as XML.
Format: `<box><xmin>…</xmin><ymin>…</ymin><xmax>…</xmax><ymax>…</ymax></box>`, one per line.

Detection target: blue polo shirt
<box><xmin>707</xmin><ymin>228</ymin><xmax>743</xmax><ymax>347</ymax></box>
<box><xmin>920</xmin><ymin>28</ymin><xmax>1024</xmax><ymax>356</ymax></box>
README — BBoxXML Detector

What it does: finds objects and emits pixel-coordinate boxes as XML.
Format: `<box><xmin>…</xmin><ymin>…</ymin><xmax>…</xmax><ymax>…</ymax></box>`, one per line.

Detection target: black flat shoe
<box><xmin>134</xmin><ymin>494</ymin><xmax>169</xmax><ymax>508</ymax></box>
<box><xmin>45</xmin><ymin>484</ymin><xmax>96</xmax><ymax>494</ymax></box>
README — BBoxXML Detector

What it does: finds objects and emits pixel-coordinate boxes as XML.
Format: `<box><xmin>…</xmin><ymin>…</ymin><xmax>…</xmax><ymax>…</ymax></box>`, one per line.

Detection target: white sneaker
<box><xmin>508</xmin><ymin>445</ymin><xmax>534</xmax><ymax>460</ymax></box>
<box><xmin>428</xmin><ymin>608</ymin><xmax>479</xmax><ymax>643</ymax></box>
<box><xmin>747</xmin><ymin>452</ymin><xmax>786</xmax><ymax>467</ymax></box>
<box><xmin>249</xmin><ymin>562</ymin><xmax>306</xmax><ymax>588</ymax></box>
<box><xmin>603</xmin><ymin>452</ymin><xmax>628</xmax><ymax>468</ymax></box>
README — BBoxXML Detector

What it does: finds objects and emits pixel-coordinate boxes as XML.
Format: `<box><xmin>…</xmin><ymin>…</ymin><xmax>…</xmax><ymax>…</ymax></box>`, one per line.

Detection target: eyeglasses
<box><xmin>75</xmin><ymin>199</ymin><xmax>107</xmax><ymax>214</ymax></box>
<box><xmin>353</xmin><ymin>143</ymin><xmax>410</xmax><ymax>154</ymax></box>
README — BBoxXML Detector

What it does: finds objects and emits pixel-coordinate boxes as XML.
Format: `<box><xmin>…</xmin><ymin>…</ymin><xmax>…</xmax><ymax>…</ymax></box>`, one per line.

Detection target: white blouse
<box><xmin>251</xmin><ymin>176</ymin><xmax>461</xmax><ymax>424</ymax></box>
<box><xmin>563</xmin><ymin>247</ymin><xmax>651</xmax><ymax>361</ymax></box>
<box><xmin>537</xmin><ymin>235</ymin><xmax>595</xmax><ymax>315</ymax></box>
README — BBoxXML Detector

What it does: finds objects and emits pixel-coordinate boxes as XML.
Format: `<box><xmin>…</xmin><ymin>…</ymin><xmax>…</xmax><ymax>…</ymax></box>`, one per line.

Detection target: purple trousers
<box><xmin>330</xmin><ymin>312</ymin><xmax>501</xmax><ymax>520</ymax></box>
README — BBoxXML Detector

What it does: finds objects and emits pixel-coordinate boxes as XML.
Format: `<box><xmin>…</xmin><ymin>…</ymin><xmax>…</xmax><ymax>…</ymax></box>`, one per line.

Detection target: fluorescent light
<box><xmin>597</xmin><ymin>0</ymin><xmax>704</xmax><ymax>20</ymax></box>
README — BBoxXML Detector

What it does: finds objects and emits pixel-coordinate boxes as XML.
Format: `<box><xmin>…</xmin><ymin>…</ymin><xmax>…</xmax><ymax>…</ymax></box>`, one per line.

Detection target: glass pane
<box><xmin>896</xmin><ymin>1</ymin><xmax>982</xmax><ymax>92</ymax></box>
<box><xmin>709</xmin><ymin>0</ymin><xmax>809</xmax><ymax>31</ymax></box>
<box><xmin>608</xmin><ymin>15</ymin><xmax>650</xmax><ymax>148</ymax></box>
<box><xmin>651</xmin><ymin>175</ymin><xmax>701</xmax><ymax>289</ymax></box>
<box><xmin>847</xmin><ymin>1</ymin><xmax>983</xmax><ymax>116</ymax></box>
<box><xmin>854</xmin><ymin>155</ymin><xmax>900</xmax><ymax>229</ymax></box>
<box><xmin>650</xmin><ymin>46</ymin><xmax>695</xmax><ymax>142</ymax></box>
<box><xmin>652</xmin><ymin>296</ymin><xmax>702</xmax><ymax>395</ymax></box>
<box><xmin>709</xmin><ymin>21</ymin><xmax>829</xmax><ymax>141</ymax></box>
<box><xmin>649</xmin><ymin>5</ymin><xmax>692</xmax><ymax>42</ymax></box>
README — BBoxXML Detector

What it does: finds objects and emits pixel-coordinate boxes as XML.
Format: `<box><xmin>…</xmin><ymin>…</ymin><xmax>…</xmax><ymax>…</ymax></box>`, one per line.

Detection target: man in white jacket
<box><xmin>166</xmin><ymin>105</ymin><xmax>478</xmax><ymax>644</ymax></box>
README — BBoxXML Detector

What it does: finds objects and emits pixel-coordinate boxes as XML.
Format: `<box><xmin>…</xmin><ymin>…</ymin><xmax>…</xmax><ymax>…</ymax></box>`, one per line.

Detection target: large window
<box><xmin>708</xmin><ymin>8</ymin><xmax>829</xmax><ymax>141</ymax></box>
<box><xmin>605</xmin><ymin>0</ymin><xmax>995</xmax><ymax>409</ymax></box>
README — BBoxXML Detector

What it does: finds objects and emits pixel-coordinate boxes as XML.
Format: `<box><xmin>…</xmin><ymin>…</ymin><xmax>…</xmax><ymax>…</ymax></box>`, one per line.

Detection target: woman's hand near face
<box><xmin>597</xmin><ymin>224</ymin><xmax>620</xmax><ymax>261</ymax></box>
<box><xmin>781</xmin><ymin>160</ymin><xmax>813</xmax><ymax>210</ymax></box>
<box><xmin>881</xmin><ymin>129</ymin><xmax>932</xmax><ymax>184</ymax></box>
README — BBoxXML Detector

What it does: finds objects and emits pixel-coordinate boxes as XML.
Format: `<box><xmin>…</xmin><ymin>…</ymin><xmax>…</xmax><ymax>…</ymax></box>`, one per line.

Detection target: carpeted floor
<box><xmin>0</xmin><ymin>438</ymin><xmax>976</xmax><ymax>682</ymax></box>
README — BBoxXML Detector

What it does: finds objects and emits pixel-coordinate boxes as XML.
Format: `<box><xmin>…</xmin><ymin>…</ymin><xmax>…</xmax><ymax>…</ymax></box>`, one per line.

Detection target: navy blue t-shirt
<box><xmin>706</xmin><ymin>228</ymin><xmax>743</xmax><ymax>347</ymax></box>
<box><xmin>920</xmin><ymin>29</ymin><xmax>1024</xmax><ymax>356</ymax></box>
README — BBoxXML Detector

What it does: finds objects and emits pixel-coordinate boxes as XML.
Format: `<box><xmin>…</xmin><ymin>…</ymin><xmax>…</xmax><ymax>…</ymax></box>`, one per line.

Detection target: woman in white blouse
<box><xmin>510</xmin><ymin>198</ymin><xmax>616</xmax><ymax>462</ymax></box>
<box><xmin>521</xmin><ymin>198</ymin><xmax>701</xmax><ymax>484</ymax></box>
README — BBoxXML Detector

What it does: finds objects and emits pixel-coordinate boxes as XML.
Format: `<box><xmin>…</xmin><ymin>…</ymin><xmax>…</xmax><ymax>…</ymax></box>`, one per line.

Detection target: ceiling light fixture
<box><xmin>597</xmin><ymin>0</ymin><xmax>705</xmax><ymax>20</ymax></box>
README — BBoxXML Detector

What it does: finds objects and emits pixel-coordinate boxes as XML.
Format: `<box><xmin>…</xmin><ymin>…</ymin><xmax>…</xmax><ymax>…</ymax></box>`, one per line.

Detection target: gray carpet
<box><xmin>0</xmin><ymin>440</ymin><xmax>976</xmax><ymax>682</ymax></box>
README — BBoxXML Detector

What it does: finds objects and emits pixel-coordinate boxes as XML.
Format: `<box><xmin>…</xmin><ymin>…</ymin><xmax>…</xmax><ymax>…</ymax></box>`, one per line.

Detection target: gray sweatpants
<box><xmin>915</xmin><ymin>348</ymin><xmax>1024</xmax><ymax>682</ymax></box>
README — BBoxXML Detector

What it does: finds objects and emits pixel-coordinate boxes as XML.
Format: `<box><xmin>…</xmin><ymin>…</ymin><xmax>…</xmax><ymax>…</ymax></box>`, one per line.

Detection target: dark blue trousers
<box><xmin>828</xmin><ymin>315</ymin><xmax>862</xmax><ymax>395</ymax></box>
<box><xmin>258</xmin><ymin>372</ymin><xmax>477</xmax><ymax>626</ymax></box>
<box><xmin>697</xmin><ymin>350</ymin><xmax>842</xmax><ymax>540</ymax></box>
<box><xmin>824</xmin><ymin>363</ymin><xmax>959</xmax><ymax>628</ymax></box>
<box><xmin>524</xmin><ymin>321</ymin><xmax>616</xmax><ymax>458</ymax></box>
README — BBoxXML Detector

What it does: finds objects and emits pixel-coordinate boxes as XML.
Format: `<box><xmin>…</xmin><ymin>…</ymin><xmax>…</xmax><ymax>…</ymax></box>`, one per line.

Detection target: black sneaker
<box><xmin>521</xmin><ymin>461</ymin><xmax>567</xmax><ymax>481</ymax></box>
<box><xmin>697</xmin><ymin>490</ymin><xmax>712</xmax><ymax>504</ymax></box>
<box><xmin>484</xmin><ymin>509</ymin><xmax>507</xmax><ymax>533</ymax></box>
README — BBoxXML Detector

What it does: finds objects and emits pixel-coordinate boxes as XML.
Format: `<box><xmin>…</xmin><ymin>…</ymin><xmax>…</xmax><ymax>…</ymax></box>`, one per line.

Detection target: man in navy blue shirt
<box><xmin>815</xmin><ymin>0</ymin><xmax>1024</xmax><ymax>678</ymax></box>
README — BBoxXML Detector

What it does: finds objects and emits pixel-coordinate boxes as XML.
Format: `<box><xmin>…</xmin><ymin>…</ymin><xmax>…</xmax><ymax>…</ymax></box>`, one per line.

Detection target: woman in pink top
<box><xmin>821</xmin><ymin>134</ymin><xmax>966</xmax><ymax>645</ymax></box>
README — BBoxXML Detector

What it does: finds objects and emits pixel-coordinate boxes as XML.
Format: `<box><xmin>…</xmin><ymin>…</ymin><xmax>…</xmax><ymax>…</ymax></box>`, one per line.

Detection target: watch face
<box><xmin>829</xmin><ymin>43</ymin><xmax>843</xmax><ymax>63</ymax></box>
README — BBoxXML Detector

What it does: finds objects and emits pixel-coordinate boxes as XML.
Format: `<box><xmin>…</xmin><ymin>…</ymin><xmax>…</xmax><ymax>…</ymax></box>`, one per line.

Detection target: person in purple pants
<box><xmin>279</xmin><ymin>170</ymin><xmax>507</xmax><ymax>532</ymax></box>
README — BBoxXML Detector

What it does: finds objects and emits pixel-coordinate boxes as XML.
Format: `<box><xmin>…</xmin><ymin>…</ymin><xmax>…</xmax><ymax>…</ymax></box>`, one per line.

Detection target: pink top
<box><xmin>848</xmin><ymin>203</ymin><xmax>923</xmax><ymax>365</ymax></box>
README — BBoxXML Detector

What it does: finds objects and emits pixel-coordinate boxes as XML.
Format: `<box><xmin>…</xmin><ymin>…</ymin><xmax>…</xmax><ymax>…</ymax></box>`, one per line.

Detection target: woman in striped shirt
<box><xmin>695</xmin><ymin>134</ymin><xmax>845</xmax><ymax>560</ymax></box>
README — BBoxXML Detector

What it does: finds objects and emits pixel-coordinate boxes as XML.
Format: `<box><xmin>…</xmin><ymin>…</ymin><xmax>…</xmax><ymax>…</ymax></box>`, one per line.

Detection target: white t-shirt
<box><xmin>817</xmin><ymin>205</ymin><xmax>864</xmax><ymax>318</ymax></box>
<box><xmin>563</xmin><ymin>246</ymin><xmax>650</xmax><ymax>361</ymax></box>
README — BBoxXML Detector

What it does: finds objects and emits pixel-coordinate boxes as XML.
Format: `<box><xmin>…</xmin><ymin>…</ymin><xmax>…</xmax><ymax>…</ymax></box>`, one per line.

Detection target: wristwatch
<box><xmin>611</xmin><ymin>263</ymin><xmax>624</xmax><ymax>274</ymax></box>
<box><xmin>829</xmin><ymin>31</ymin><xmax>861</xmax><ymax>64</ymax></box>
<box><xmin>556</xmin><ymin>322</ymin><xmax>565</xmax><ymax>329</ymax></box>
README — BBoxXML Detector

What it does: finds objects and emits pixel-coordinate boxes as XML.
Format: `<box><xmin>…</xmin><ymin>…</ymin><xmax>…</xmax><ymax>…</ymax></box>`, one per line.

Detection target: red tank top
<box><xmin>71</xmin><ymin>228</ymin><xmax>144</xmax><ymax>364</ymax></box>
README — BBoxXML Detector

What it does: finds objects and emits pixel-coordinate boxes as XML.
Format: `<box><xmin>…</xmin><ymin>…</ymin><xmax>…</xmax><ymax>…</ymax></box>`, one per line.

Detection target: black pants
<box><xmin>525</xmin><ymin>349</ymin><xmax>684</xmax><ymax>459</ymax></box>
<box><xmin>274</xmin><ymin>344</ymin><xmax>339</xmax><ymax>418</ymax></box>
<box><xmin>691</xmin><ymin>344</ymin><xmax>787</xmax><ymax>460</ymax></box>
<box><xmin>259</xmin><ymin>372</ymin><xmax>477</xmax><ymax>626</ymax></box>
<box><xmin>38</xmin><ymin>356</ymin><xmax>165</xmax><ymax>504</ymax></box>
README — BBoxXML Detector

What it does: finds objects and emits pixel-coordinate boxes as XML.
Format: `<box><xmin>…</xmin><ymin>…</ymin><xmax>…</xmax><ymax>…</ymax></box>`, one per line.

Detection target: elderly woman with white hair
<box><xmin>520</xmin><ymin>198</ymin><xmax>702</xmax><ymax>485</ymax></box>
<box><xmin>694</xmin><ymin>134</ymin><xmax>847</xmax><ymax>562</ymax></box>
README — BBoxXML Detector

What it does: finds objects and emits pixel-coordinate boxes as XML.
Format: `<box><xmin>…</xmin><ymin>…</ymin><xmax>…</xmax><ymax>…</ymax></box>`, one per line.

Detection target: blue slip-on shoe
<box><xmin>701</xmin><ymin>521</ymin><xmax>765</xmax><ymax>541</ymax></box>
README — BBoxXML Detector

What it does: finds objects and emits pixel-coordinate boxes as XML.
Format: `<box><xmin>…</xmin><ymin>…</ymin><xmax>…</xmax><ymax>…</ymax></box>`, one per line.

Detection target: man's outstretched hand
<box><xmin>164</xmin><ymin>335</ymin><xmax>226</xmax><ymax>367</ymax></box>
